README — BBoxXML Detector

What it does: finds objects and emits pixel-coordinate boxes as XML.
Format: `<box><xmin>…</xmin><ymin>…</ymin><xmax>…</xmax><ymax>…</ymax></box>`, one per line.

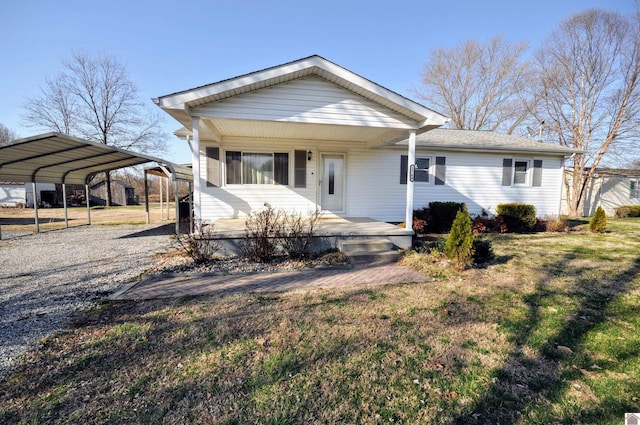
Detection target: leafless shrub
<box><xmin>279</xmin><ymin>209</ymin><xmax>322</xmax><ymax>260</ymax></box>
<box><xmin>175</xmin><ymin>220</ymin><xmax>220</xmax><ymax>264</ymax></box>
<box><xmin>243</xmin><ymin>206</ymin><xmax>285</xmax><ymax>262</ymax></box>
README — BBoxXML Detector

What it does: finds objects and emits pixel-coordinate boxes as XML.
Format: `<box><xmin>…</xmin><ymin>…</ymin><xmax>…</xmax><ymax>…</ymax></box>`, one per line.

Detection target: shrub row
<box><xmin>615</xmin><ymin>205</ymin><xmax>640</xmax><ymax>218</ymax></box>
<box><xmin>414</xmin><ymin>202</ymin><xmax>539</xmax><ymax>234</ymax></box>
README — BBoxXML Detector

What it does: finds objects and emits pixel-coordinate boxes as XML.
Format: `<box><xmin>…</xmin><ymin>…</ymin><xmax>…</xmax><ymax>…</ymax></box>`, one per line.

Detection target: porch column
<box><xmin>404</xmin><ymin>130</ymin><xmax>417</xmax><ymax>230</ymax></box>
<box><xmin>192</xmin><ymin>117</ymin><xmax>202</xmax><ymax>225</ymax></box>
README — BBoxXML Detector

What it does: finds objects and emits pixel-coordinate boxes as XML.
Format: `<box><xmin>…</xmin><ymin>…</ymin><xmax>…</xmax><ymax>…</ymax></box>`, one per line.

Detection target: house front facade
<box><xmin>154</xmin><ymin>56</ymin><xmax>578</xmax><ymax>227</ymax></box>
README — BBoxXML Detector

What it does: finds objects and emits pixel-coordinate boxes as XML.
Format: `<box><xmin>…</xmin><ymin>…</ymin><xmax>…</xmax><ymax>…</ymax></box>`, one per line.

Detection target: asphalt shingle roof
<box><xmin>398</xmin><ymin>128</ymin><xmax>581</xmax><ymax>155</ymax></box>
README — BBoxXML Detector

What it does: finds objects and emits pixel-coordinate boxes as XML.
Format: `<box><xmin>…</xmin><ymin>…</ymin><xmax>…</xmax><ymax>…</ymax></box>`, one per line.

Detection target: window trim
<box><xmin>224</xmin><ymin>150</ymin><xmax>290</xmax><ymax>186</ymax></box>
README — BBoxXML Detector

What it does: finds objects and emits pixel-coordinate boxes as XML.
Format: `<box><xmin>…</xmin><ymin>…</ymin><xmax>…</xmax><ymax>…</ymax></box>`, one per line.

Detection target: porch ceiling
<box><xmin>198</xmin><ymin>117</ymin><xmax>413</xmax><ymax>145</ymax></box>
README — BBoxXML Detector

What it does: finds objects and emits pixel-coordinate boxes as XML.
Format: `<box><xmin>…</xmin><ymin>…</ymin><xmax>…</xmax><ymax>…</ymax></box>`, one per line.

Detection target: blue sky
<box><xmin>1</xmin><ymin>0</ymin><xmax>635</xmax><ymax>163</ymax></box>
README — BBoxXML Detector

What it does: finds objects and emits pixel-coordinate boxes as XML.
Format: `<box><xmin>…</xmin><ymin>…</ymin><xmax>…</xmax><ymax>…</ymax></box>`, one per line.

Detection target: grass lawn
<box><xmin>1</xmin><ymin>219</ymin><xmax>639</xmax><ymax>424</ymax></box>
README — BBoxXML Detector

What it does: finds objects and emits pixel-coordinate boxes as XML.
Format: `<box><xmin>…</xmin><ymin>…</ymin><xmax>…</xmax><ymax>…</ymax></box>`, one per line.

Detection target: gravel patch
<box><xmin>0</xmin><ymin>224</ymin><xmax>174</xmax><ymax>379</ymax></box>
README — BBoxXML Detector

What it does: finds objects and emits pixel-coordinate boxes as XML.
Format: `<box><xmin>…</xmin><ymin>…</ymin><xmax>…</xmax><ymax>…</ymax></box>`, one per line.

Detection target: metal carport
<box><xmin>0</xmin><ymin>133</ymin><xmax>192</xmax><ymax>234</ymax></box>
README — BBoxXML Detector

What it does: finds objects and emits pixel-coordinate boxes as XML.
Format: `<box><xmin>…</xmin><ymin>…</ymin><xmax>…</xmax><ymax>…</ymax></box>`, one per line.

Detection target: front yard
<box><xmin>1</xmin><ymin>219</ymin><xmax>639</xmax><ymax>424</ymax></box>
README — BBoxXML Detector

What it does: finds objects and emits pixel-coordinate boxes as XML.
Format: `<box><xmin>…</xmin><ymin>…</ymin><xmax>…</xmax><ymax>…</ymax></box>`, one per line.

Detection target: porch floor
<box><xmin>211</xmin><ymin>217</ymin><xmax>413</xmax><ymax>238</ymax></box>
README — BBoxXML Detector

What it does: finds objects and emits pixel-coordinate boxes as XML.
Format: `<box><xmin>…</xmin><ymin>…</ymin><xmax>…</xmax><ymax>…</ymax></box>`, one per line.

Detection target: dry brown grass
<box><xmin>0</xmin><ymin>204</ymin><xmax>174</xmax><ymax>233</ymax></box>
<box><xmin>1</xmin><ymin>219</ymin><xmax>640</xmax><ymax>424</ymax></box>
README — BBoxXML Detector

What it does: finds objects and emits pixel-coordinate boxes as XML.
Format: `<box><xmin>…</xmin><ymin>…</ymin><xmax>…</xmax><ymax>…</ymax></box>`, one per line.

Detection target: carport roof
<box><xmin>0</xmin><ymin>133</ymin><xmax>192</xmax><ymax>185</ymax></box>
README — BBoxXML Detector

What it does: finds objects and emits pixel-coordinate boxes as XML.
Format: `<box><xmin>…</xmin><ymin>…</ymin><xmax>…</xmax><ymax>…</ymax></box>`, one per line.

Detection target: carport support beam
<box><xmin>85</xmin><ymin>184</ymin><xmax>91</xmax><ymax>225</ymax></box>
<box><xmin>62</xmin><ymin>184</ymin><xmax>69</xmax><ymax>228</ymax></box>
<box><xmin>174</xmin><ymin>180</ymin><xmax>179</xmax><ymax>235</ymax></box>
<box><xmin>144</xmin><ymin>169</ymin><xmax>150</xmax><ymax>224</ymax></box>
<box><xmin>33</xmin><ymin>182</ymin><xmax>40</xmax><ymax>234</ymax></box>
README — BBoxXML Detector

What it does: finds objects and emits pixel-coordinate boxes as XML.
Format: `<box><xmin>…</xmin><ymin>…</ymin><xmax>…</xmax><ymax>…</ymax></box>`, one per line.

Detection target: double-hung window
<box><xmin>414</xmin><ymin>157</ymin><xmax>430</xmax><ymax>182</ymax></box>
<box><xmin>630</xmin><ymin>180</ymin><xmax>640</xmax><ymax>199</ymax></box>
<box><xmin>502</xmin><ymin>158</ymin><xmax>543</xmax><ymax>187</ymax></box>
<box><xmin>513</xmin><ymin>160</ymin><xmax>529</xmax><ymax>185</ymax></box>
<box><xmin>226</xmin><ymin>151</ymin><xmax>289</xmax><ymax>185</ymax></box>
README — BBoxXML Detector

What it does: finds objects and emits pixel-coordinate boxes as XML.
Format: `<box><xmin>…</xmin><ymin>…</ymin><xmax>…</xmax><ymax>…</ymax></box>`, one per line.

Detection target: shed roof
<box><xmin>397</xmin><ymin>128</ymin><xmax>582</xmax><ymax>156</ymax></box>
<box><xmin>0</xmin><ymin>133</ymin><xmax>192</xmax><ymax>185</ymax></box>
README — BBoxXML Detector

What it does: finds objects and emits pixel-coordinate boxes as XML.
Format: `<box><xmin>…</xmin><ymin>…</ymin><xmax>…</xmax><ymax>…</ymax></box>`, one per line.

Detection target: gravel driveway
<box><xmin>0</xmin><ymin>224</ymin><xmax>174</xmax><ymax>378</ymax></box>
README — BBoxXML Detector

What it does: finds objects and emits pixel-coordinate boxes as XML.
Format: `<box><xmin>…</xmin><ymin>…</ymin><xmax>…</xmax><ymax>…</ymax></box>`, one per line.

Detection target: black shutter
<box><xmin>274</xmin><ymin>153</ymin><xmax>289</xmax><ymax>185</ymax></box>
<box><xmin>502</xmin><ymin>158</ymin><xmax>513</xmax><ymax>186</ymax></box>
<box><xmin>532</xmin><ymin>160</ymin><xmax>543</xmax><ymax>187</ymax></box>
<box><xmin>435</xmin><ymin>156</ymin><xmax>446</xmax><ymax>185</ymax></box>
<box><xmin>294</xmin><ymin>150</ymin><xmax>306</xmax><ymax>188</ymax></box>
<box><xmin>205</xmin><ymin>147</ymin><xmax>220</xmax><ymax>187</ymax></box>
<box><xmin>400</xmin><ymin>155</ymin><xmax>408</xmax><ymax>185</ymax></box>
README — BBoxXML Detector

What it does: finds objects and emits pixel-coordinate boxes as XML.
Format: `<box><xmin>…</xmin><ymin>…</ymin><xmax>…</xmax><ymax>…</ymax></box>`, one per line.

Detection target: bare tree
<box><xmin>22</xmin><ymin>52</ymin><xmax>167</xmax><ymax>206</ymax></box>
<box><xmin>418</xmin><ymin>35</ymin><xmax>539</xmax><ymax>134</ymax></box>
<box><xmin>24</xmin><ymin>75</ymin><xmax>77</xmax><ymax>135</ymax></box>
<box><xmin>0</xmin><ymin>123</ymin><xmax>18</xmax><ymax>146</ymax></box>
<box><xmin>537</xmin><ymin>9</ymin><xmax>640</xmax><ymax>216</ymax></box>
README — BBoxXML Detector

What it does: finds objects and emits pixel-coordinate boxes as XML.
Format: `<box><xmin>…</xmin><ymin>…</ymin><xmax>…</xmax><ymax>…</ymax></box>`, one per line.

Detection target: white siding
<box><xmin>199</xmin><ymin>139</ymin><xmax>321</xmax><ymax>221</ymax></box>
<box><xmin>198</xmin><ymin>139</ymin><xmax>566</xmax><ymax>222</ymax></box>
<box><xmin>192</xmin><ymin>77</ymin><xmax>415</xmax><ymax>129</ymax></box>
<box><xmin>582</xmin><ymin>176</ymin><xmax>640</xmax><ymax>216</ymax></box>
<box><xmin>0</xmin><ymin>184</ymin><xmax>26</xmax><ymax>207</ymax></box>
<box><xmin>346</xmin><ymin>150</ymin><xmax>564</xmax><ymax>221</ymax></box>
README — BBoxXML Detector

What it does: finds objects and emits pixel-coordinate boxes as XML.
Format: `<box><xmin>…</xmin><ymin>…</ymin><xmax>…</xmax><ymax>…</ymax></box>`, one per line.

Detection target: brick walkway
<box><xmin>113</xmin><ymin>263</ymin><xmax>427</xmax><ymax>300</ymax></box>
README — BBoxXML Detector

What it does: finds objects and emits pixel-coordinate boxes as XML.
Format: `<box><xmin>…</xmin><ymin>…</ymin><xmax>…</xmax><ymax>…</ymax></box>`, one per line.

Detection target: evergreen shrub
<box><xmin>589</xmin><ymin>206</ymin><xmax>607</xmax><ymax>233</ymax></box>
<box><xmin>496</xmin><ymin>203</ymin><xmax>537</xmax><ymax>232</ymax></box>
<box><xmin>445</xmin><ymin>210</ymin><xmax>474</xmax><ymax>269</ymax></box>
<box><xmin>428</xmin><ymin>202</ymin><xmax>467</xmax><ymax>233</ymax></box>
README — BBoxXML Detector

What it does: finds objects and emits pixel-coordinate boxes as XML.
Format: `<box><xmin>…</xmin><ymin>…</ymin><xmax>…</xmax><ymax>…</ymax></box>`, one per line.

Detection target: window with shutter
<box><xmin>206</xmin><ymin>147</ymin><xmax>220</xmax><ymax>187</ymax></box>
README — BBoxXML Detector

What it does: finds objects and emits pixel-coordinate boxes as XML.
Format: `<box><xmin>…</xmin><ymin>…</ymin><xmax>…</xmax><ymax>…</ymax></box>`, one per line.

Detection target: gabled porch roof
<box><xmin>153</xmin><ymin>55</ymin><xmax>448</xmax><ymax>146</ymax></box>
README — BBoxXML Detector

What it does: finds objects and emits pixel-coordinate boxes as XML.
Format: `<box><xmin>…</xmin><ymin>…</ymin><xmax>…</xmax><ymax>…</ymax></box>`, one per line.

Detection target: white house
<box><xmin>0</xmin><ymin>181</ymin><xmax>57</xmax><ymax>208</ymax></box>
<box><xmin>154</xmin><ymin>55</ymin><xmax>578</xmax><ymax>227</ymax></box>
<box><xmin>568</xmin><ymin>168</ymin><xmax>640</xmax><ymax>217</ymax></box>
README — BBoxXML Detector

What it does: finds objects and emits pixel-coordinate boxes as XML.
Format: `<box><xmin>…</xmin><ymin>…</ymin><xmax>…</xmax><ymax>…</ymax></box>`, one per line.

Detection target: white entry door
<box><xmin>321</xmin><ymin>154</ymin><xmax>345</xmax><ymax>212</ymax></box>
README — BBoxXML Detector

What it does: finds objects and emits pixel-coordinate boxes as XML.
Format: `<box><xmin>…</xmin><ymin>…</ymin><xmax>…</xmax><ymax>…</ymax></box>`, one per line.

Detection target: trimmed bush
<box><xmin>428</xmin><ymin>202</ymin><xmax>467</xmax><ymax>233</ymax></box>
<box><xmin>615</xmin><ymin>205</ymin><xmax>640</xmax><ymax>218</ymax></box>
<box><xmin>445</xmin><ymin>210</ymin><xmax>474</xmax><ymax>269</ymax></box>
<box><xmin>496</xmin><ymin>203</ymin><xmax>537</xmax><ymax>232</ymax></box>
<box><xmin>472</xmin><ymin>238</ymin><xmax>495</xmax><ymax>265</ymax></box>
<box><xmin>590</xmin><ymin>206</ymin><xmax>607</xmax><ymax>233</ymax></box>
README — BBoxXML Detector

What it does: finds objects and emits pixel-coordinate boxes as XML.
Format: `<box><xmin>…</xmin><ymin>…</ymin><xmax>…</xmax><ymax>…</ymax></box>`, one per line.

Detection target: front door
<box><xmin>321</xmin><ymin>154</ymin><xmax>344</xmax><ymax>212</ymax></box>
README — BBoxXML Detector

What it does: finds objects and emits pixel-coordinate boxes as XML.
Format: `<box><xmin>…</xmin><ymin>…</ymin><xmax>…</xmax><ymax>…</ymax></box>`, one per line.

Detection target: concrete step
<box><xmin>338</xmin><ymin>238</ymin><xmax>400</xmax><ymax>264</ymax></box>
<box><xmin>347</xmin><ymin>250</ymin><xmax>401</xmax><ymax>264</ymax></box>
<box><xmin>338</xmin><ymin>238</ymin><xmax>394</xmax><ymax>254</ymax></box>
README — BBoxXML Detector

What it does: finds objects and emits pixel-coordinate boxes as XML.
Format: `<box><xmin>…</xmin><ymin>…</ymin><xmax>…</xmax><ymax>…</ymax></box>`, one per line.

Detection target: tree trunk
<box><xmin>105</xmin><ymin>171</ymin><xmax>112</xmax><ymax>207</ymax></box>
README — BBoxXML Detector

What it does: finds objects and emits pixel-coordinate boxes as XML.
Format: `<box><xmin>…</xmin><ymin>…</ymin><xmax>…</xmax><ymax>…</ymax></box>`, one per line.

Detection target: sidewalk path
<box><xmin>114</xmin><ymin>262</ymin><xmax>427</xmax><ymax>300</ymax></box>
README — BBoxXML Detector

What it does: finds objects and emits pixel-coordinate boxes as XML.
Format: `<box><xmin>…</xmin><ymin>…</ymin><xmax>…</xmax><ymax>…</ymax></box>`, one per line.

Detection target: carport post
<box><xmin>174</xmin><ymin>180</ymin><xmax>179</xmax><ymax>235</ymax></box>
<box><xmin>33</xmin><ymin>182</ymin><xmax>40</xmax><ymax>234</ymax></box>
<box><xmin>85</xmin><ymin>184</ymin><xmax>91</xmax><ymax>225</ymax></box>
<box><xmin>159</xmin><ymin>176</ymin><xmax>163</xmax><ymax>221</ymax></box>
<box><xmin>62</xmin><ymin>184</ymin><xmax>69</xmax><ymax>228</ymax></box>
<box><xmin>166</xmin><ymin>176</ymin><xmax>170</xmax><ymax>220</ymax></box>
<box><xmin>144</xmin><ymin>169</ymin><xmax>150</xmax><ymax>224</ymax></box>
